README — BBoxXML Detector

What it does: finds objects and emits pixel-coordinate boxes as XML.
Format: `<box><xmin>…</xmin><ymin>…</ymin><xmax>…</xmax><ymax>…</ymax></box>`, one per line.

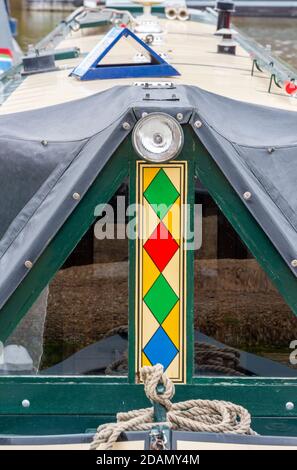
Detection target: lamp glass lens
<box><xmin>132</xmin><ymin>113</ymin><xmax>184</xmax><ymax>162</ymax></box>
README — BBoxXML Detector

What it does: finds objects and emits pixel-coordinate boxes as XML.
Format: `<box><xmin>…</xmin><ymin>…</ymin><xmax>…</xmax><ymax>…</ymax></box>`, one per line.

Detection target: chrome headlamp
<box><xmin>132</xmin><ymin>113</ymin><xmax>184</xmax><ymax>162</ymax></box>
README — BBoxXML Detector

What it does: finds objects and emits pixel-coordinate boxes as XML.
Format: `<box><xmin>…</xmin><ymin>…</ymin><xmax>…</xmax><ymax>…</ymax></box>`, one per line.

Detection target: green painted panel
<box><xmin>128</xmin><ymin>158</ymin><xmax>137</xmax><ymax>383</ymax></box>
<box><xmin>0</xmin><ymin>415</ymin><xmax>296</xmax><ymax>437</ymax></box>
<box><xmin>0</xmin><ymin>415</ymin><xmax>110</xmax><ymax>436</ymax></box>
<box><xmin>0</xmin><ymin>380</ymin><xmax>296</xmax><ymax>418</ymax></box>
<box><xmin>54</xmin><ymin>48</ymin><xmax>80</xmax><ymax>60</ymax></box>
<box><xmin>252</xmin><ymin>417</ymin><xmax>297</xmax><ymax>437</ymax></box>
<box><xmin>80</xmin><ymin>20</ymin><xmax>110</xmax><ymax>29</ymax></box>
<box><xmin>182</xmin><ymin>130</ymin><xmax>196</xmax><ymax>383</ymax></box>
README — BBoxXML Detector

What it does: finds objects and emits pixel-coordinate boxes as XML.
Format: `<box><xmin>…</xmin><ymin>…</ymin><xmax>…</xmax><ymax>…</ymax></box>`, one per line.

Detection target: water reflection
<box><xmin>10</xmin><ymin>0</ymin><xmax>65</xmax><ymax>50</ymax></box>
<box><xmin>234</xmin><ymin>17</ymin><xmax>297</xmax><ymax>67</ymax></box>
<box><xmin>8</xmin><ymin>2</ymin><xmax>297</xmax><ymax>68</ymax></box>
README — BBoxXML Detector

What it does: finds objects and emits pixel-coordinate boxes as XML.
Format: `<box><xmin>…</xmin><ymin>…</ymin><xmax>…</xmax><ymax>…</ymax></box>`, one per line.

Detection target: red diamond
<box><xmin>144</xmin><ymin>222</ymin><xmax>179</xmax><ymax>272</ymax></box>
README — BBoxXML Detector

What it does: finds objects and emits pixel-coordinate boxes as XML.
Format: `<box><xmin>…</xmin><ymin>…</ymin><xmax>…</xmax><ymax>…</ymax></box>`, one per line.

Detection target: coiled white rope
<box><xmin>90</xmin><ymin>364</ymin><xmax>256</xmax><ymax>450</ymax></box>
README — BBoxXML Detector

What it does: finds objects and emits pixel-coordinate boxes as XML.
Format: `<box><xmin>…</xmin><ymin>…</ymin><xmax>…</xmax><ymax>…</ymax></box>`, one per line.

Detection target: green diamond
<box><xmin>144</xmin><ymin>274</ymin><xmax>179</xmax><ymax>324</ymax></box>
<box><xmin>144</xmin><ymin>169</ymin><xmax>179</xmax><ymax>220</ymax></box>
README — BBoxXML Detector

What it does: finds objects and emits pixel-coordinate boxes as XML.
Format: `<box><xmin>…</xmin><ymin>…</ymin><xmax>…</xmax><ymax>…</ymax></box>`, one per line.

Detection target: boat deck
<box><xmin>1</xmin><ymin>14</ymin><xmax>297</xmax><ymax>115</ymax></box>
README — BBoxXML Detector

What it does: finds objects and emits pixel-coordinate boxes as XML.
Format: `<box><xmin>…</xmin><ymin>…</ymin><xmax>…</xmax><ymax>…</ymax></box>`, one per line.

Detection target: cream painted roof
<box><xmin>1</xmin><ymin>17</ymin><xmax>297</xmax><ymax>115</ymax></box>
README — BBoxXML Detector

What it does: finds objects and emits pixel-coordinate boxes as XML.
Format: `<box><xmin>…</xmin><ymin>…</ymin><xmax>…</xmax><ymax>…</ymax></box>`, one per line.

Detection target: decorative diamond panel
<box><xmin>135</xmin><ymin>162</ymin><xmax>187</xmax><ymax>383</ymax></box>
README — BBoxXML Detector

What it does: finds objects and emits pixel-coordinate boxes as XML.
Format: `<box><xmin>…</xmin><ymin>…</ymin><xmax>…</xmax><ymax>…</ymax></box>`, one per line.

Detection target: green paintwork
<box><xmin>0</xmin><ymin>376</ymin><xmax>296</xmax><ymax>416</ymax></box>
<box><xmin>80</xmin><ymin>20</ymin><xmax>110</xmax><ymax>29</ymax></box>
<box><xmin>0</xmin><ymin>127</ymin><xmax>297</xmax><ymax>436</ymax></box>
<box><xmin>0</xmin><ymin>378</ymin><xmax>296</xmax><ymax>436</ymax></box>
<box><xmin>128</xmin><ymin>158</ymin><xmax>137</xmax><ymax>383</ymax></box>
<box><xmin>0</xmin><ymin>414</ymin><xmax>296</xmax><ymax>437</ymax></box>
<box><xmin>0</xmin><ymin>414</ymin><xmax>113</xmax><ymax>436</ymax></box>
<box><xmin>111</xmin><ymin>6</ymin><xmax>165</xmax><ymax>13</ymax></box>
<box><xmin>54</xmin><ymin>47</ymin><xmax>80</xmax><ymax>60</ymax></box>
<box><xmin>180</xmin><ymin>129</ymin><xmax>196</xmax><ymax>384</ymax></box>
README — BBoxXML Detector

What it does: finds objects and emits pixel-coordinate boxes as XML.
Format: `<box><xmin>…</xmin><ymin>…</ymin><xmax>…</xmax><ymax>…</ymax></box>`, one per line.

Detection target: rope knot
<box><xmin>141</xmin><ymin>363</ymin><xmax>175</xmax><ymax>411</ymax></box>
<box><xmin>90</xmin><ymin>364</ymin><xmax>256</xmax><ymax>450</ymax></box>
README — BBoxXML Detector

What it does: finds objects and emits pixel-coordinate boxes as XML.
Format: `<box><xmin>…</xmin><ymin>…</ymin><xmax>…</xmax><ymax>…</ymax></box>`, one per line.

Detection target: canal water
<box><xmin>9</xmin><ymin>0</ymin><xmax>297</xmax><ymax>69</ymax></box>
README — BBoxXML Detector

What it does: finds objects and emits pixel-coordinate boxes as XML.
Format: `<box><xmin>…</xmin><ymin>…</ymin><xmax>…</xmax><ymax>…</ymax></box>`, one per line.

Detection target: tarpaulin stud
<box><xmin>286</xmin><ymin>402</ymin><xmax>295</xmax><ymax>411</ymax></box>
<box><xmin>41</xmin><ymin>140</ymin><xmax>48</xmax><ymax>147</ymax></box>
<box><xmin>267</xmin><ymin>147</ymin><xmax>275</xmax><ymax>154</ymax></box>
<box><xmin>194</xmin><ymin>120</ymin><xmax>202</xmax><ymax>128</ymax></box>
<box><xmin>122</xmin><ymin>122</ymin><xmax>131</xmax><ymax>131</ymax></box>
<box><xmin>24</xmin><ymin>260</ymin><xmax>33</xmax><ymax>269</ymax></box>
<box><xmin>243</xmin><ymin>191</ymin><xmax>252</xmax><ymax>201</ymax></box>
<box><xmin>176</xmin><ymin>113</ymin><xmax>183</xmax><ymax>121</ymax></box>
<box><xmin>72</xmin><ymin>192</ymin><xmax>81</xmax><ymax>201</ymax></box>
<box><xmin>291</xmin><ymin>259</ymin><xmax>297</xmax><ymax>268</ymax></box>
<box><xmin>22</xmin><ymin>399</ymin><xmax>30</xmax><ymax>408</ymax></box>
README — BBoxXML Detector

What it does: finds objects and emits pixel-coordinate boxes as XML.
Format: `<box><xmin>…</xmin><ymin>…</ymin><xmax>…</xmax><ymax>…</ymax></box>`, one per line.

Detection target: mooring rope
<box><xmin>90</xmin><ymin>364</ymin><xmax>255</xmax><ymax>450</ymax></box>
<box><xmin>103</xmin><ymin>325</ymin><xmax>245</xmax><ymax>376</ymax></box>
<box><xmin>195</xmin><ymin>342</ymin><xmax>245</xmax><ymax>377</ymax></box>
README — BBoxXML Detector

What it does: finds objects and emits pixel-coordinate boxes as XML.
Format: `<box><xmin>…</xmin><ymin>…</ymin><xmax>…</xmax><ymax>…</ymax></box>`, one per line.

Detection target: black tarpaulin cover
<box><xmin>0</xmin><ymin>84</ymin><xmax>296</xmax><ymax>310</ymax></box>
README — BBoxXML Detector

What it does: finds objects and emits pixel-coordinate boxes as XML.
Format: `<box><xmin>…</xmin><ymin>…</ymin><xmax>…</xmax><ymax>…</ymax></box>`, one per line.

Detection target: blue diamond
<box><xmin>143</xmin><ymin>327</ymin><xmax>178</xmax><ymax>370</ymax></box>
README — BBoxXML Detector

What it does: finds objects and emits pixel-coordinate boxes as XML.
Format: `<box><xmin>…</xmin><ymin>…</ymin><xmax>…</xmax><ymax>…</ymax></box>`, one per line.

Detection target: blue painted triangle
<box><xmin>70</xmin><ymin>26</ymin><xmax>180</xmax><ymax>81</ymax></box>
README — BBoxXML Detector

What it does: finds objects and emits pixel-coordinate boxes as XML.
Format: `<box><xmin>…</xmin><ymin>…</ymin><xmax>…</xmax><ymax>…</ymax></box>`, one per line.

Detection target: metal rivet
<box><xmin>122</xmin><ymin>122</ymin><xmax>131</xmax><ymax>131</ymax></box>
<box><xmin>291</xmin><ymin>259</ymin><xmax>297</xmax><ymax>268</ymax></box>
<box><xmin>24</xmin><ymin>260</ymin><xmax>33</xmax><ymax>269</ymax></box>
<box><xmin>72</xmin><ymin>192</ymin><xmax>81</xmax><ymax>201</ymax></box>
<box><xmin>194</xmin><ymin>120</ymin><xmax>202</xmax><ymax>129</ymax></box>
<box><xmin>142</xmin><ymin>112</ymin><xmax>148</xmax><ymax>118</ymax></box>
<box><xmin>41</xmin><ymin>140</ymin><xmax>48</xmax><ymax>147</ymax></box>
<box><xmin>286</xmin><ymin>402</ymin><xmax>294</xmax><ymax>411</ymax></box>
<box><xmin>243</xmin><ymin>191</ymin><xmax>252</xmax><ymax>201</ymax></box>
<box><xmin>267</xmin><ymin>147</ymin><xmax>275</xmax><ymax>154</ymax></box>
<box><xmin>176</xmin><ymin>113</ymin><xmax>183</xmax><ymax>121</ymax></box>
<box><xmin>22</xmin><ymin>399</ymin><xmax>30</xmax><ymax>408</ymax></box>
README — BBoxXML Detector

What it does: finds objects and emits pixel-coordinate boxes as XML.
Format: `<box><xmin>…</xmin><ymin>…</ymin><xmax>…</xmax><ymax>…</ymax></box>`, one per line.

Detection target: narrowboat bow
<box><xmin>1</xmin><ymin>2</ymin><xmax>297</xmax><ymax>450</ymax></box>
